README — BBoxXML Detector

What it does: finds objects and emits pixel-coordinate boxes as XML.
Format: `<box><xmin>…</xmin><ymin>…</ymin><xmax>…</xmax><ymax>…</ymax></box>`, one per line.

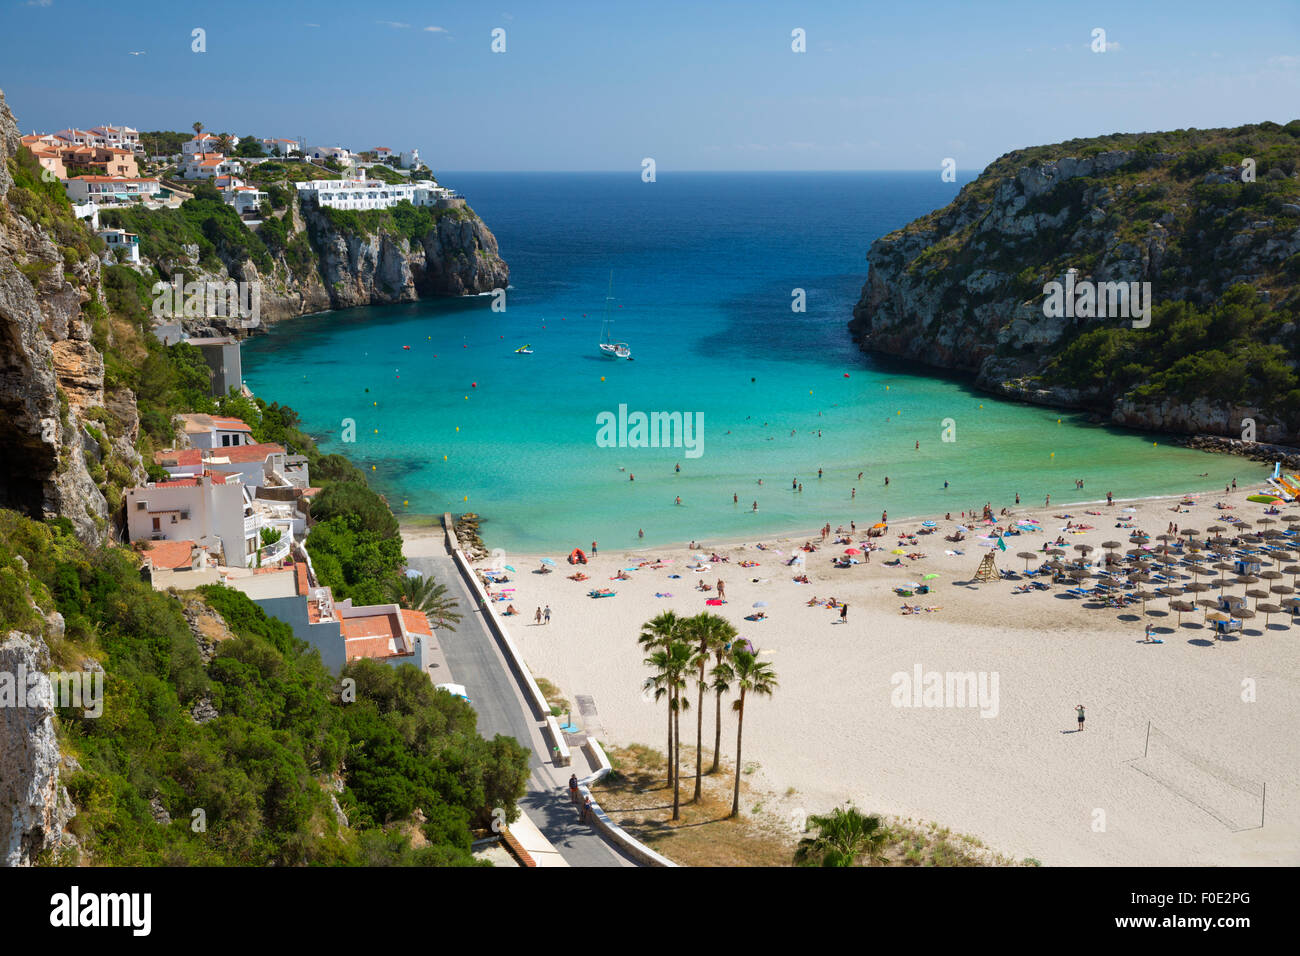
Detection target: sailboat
<box><xmin>597</xmin><ymin>272</ymin><xmax>632</xmax><ymax>360</ymax></box>
<box><xmin>514</xmin><ymin>344</ymin><xmax>533</xmax><ymax>354</ymax></box>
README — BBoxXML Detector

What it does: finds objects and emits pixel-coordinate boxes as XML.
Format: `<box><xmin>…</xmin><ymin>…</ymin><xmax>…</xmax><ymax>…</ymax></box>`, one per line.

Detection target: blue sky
<box><xmin>3</xmin><ymin>0</ymin><xmax>1297</xmax><ymax>172</ymax></box>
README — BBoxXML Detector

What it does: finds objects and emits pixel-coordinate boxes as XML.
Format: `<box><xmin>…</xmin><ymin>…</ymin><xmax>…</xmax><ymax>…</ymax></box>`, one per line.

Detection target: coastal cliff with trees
<box><xmin>850</xmin><ymin>121</ymin><xmax>1300</xmax><ymax>444</ymax></box>
<box><xmin>0</xmin><ymin>89</ymin><xmax>528</xmax><ymax>865</ymax></box>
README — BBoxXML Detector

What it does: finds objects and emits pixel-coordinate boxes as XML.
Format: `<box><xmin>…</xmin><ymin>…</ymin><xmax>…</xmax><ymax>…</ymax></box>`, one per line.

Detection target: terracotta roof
<box><xmin>210</xmin><ymin>417</ymin><xmax>252</xmax><ymax>432</ymax></box>
<box><xmin>401</xmin><ymin>609</ymin><xmax>434</xmax><ymax>636</ymax></box>
<box><xmin>205</xmin><ymin>442</ymin><xmax>284</xmax><ymax>464</ymax></box>
<box><xmin>143</xmin><ymin>539</ymin><xmax>196</xmax><ymax>569</ymax></box>
<box><xmin>153</xmin><ymin>472</ymin><xmax>230</xmax><ymax>488</ymax></box>
<box><xmin>155</xmin><ymin>448</ymin><xmax>202</xmax><ymax>466</ymax></box>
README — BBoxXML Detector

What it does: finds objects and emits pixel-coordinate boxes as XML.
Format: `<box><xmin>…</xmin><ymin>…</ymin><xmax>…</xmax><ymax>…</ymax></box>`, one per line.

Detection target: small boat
<box><xmin>514</xmin><ymin>344</ymin><xmax>533</xmax><ymax>354</ymax></box>
<box><xmin>597</xmin><ymin>272</ymin><xmax>632</xmax><ymax>360</ymax></box>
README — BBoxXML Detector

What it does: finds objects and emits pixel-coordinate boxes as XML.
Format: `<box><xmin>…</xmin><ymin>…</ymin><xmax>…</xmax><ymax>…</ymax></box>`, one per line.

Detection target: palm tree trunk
<box><xmin>666</xmin><ymin>697</ymin><xmax>674</xmax><ymax>787</ymax></box>
<box><xmin>731</xmin><ymin>690</ymin><xmax>746</xmax><ymax>818</ymax></box>
<box><xmin>693</xmin><ymin>662</ymin><xmax>704</xmax><ymax>802</ymax></box>
<box><xmin>672</xmin><ymin>695</ymin><xmax>681</xmax><ymax>820</ymax></box>
<box><xmin>712</xmin><ymin>685</ymin><xmax>722</xmax><ymax>774</ymax></box>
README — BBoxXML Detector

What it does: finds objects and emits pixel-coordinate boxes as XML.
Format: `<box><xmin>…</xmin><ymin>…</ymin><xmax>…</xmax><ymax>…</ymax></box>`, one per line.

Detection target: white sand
<box><xmin>406</xmin><ymin>486</ymin><xmax>1300</xmax><ymax>865</ymax></box>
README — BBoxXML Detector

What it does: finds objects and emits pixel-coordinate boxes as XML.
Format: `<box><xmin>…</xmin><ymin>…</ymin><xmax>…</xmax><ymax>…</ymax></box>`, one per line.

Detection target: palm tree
<box><xmin>392</xmin><ymin>573</ymin><xmax>462</xmax><ymax>631</ymax></box>
<box><xmin>638</xmin><ymin>611</ymin><xmax>684</xmax><ymax>786</ymax></box>
<box><xmin>641</xmin><ymin>638</ymin><xmax>691</xmax><ymax>820</ymax></box>
<box><xmin>709</xmin><ymin>636</ymin><xmax>738</xmax><ymax>774</ymax></box>
<box><xmin>709</xmin><ymin>655</ymin><xmax>734</xmax><ymax>774</ymax></box>
<box><xmin>192</xmin><ymin>121</ymin><xmax>204</xmax><ymax>137</ymax></box>
<box><xmin>216</xmin><ymin>133</ymin><xmax>234</xmax><ymax>156</ymax></box>
<box><xmin>686</xmin><ymin>613</ymin><xmax>736</xmax><ymax>802</ymax></box>
<box><xmin>794</xmin><ymin>805</ymin><xmax>890</xmax><ymax>867</ymax></box>
<box><xmin>729</xmin><ymin>649</ymin><xmax>778</xmax><ymax>819</ymax></box>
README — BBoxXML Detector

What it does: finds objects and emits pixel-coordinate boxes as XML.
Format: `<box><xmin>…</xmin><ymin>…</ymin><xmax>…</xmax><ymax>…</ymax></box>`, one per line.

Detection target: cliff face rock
<box><xmin>142</xmin><ymin>193</ymin><xmax>509</xmax><ymax>338</ymax></box>
<box><xmin>0</xmin><ymin>630</ymin><xmax>77</xmax><ymax>866</ymax></box>
<box><xmin>301</xmin><ymin>199</ymin><xmax>508</xmax><ymax>309</ymax></box>
<box><xmin>0</xmin><ymin>89</ymin><xmax>119</xmax><ymax>543</ymax></box>
<box><xmin>851</xmin><ymin>122</ymin><xmax>1300</xmax><ymax>443</ymax></box>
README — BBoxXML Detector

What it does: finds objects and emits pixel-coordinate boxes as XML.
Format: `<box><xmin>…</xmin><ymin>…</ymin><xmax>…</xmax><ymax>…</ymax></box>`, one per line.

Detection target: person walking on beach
<box><xmin>840</xmin><ymin>603</ymin><xmax>848</xmax><ymax>624</ymax></box>
<box><xmin>1045</xmin><ymin>494</ymin><xmax>1051</xmax><ymax>507</ymax></box>
<box><xmin>1107</xmin><ymin>491</ymin><xmax>1113</xmax><ymax>506</ymax></box>
<box><xmin>544</xmin><ymin>605</ymin><xmax>552</xmax><ymax>625</ymax></box>
<box><xmin>591</xmin><ymin>541</ymin><xmax>598</xmax><ymax>556</ymax></box>
<box><xmin>568</xmin><ymin>773</ymin><xmax>579</xmax><ymax>805</ymax></box>
<box><xmin>534</xmin><ymin>607</ymin><xmax>542</xmax><ymax>625</ymax></box>
<box><xmin>1075</xmin><ymin>704</ymin><xmax>1086</xmax><ymax>731</ymax></box>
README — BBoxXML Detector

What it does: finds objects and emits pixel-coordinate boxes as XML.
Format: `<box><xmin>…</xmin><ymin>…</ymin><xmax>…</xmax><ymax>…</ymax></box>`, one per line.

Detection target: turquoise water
<box><xmin>242</xmin><ymin>172</ymin><xmax>1268</xmax><ymax>552</ymax></box>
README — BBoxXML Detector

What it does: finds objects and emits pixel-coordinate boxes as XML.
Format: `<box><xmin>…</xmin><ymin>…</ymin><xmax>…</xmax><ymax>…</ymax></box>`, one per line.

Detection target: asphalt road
<box><xmin>408</xmin><ymin>551</ymin><xmax>636</xmax><ymax>867</ymax></box>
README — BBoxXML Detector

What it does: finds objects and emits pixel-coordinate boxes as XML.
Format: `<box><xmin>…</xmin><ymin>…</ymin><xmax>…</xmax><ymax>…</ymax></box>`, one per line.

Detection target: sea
<box><xmin>242</xmin><ymin>172</ymin><xmax>1269</xmax><ymax>553</ymax></box>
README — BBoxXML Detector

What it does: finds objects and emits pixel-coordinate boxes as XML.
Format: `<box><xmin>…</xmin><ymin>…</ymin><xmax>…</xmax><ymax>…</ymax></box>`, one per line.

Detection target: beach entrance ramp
<box><xmin>1126</xmin><ymin>723</ymin><xmax>1265</xmax><ymax>831</ymax></box>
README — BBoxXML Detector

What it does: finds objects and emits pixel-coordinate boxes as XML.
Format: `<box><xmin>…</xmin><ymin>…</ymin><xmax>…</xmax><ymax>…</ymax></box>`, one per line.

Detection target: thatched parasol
<box><xmin>1168</xmin><ymin>599</ymin><xmax>1195</xmax><ymax>626</ymax></box>
<box><xmin>1257</xmin><ymin>603</ymin><xmax>1284</xmax><ymax>627</ymax></box>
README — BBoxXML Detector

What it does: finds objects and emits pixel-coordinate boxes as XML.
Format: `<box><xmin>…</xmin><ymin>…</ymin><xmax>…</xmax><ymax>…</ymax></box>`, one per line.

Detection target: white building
<box><xmin>296</xmin><ymin>175</ymin><xmax>452</xmax><ymax>211</ymax></box>
<box><xmin>89</xmin><ymin>125</ymin><xmax>140</xmax><ymax>149</ymax></box>
<box><xmin>182</xmin><ymin>133</ymin><xmax>238</xmax><ymax>157</ymax></box>
<box><xmin>62</xmin><ymin>176</ymin><xmax>161</xmax><ymax>203</ymax></box>
<box><xmin>126</xmin><ymin>472</ymin><xmax>294</xmax><ymax>569</ymax></box>
<box><xmin>399</xmin><ymin>148</ymin><xmax>420</xmax><ymax>170</ymax></box>
<box><xmin>184</xmin><ymin>152</ymin><xmax>242</xmax><ymax>179</ymax></box>
<box><xmin>259</xmin><ymin>138</ymin><xmax>301</xmax><ymax>156</ymax></box>
<box><xmin>178</xmin><ymin>413</ymin><xmax>255</xmax><ymax>450</ymax></box>
<box><xmin>307</xmin><ymin>145</ymin><xmax>354</xmax><ymax>163</ymax></box>
<box><xmin>97</xmin><ymin>227</ymin><xmax>140</xmax><ymax>264</ymax></box>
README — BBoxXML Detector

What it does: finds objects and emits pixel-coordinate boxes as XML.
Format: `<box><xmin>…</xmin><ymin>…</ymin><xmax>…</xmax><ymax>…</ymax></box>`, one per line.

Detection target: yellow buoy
<box><xmin>600</xmin><ymin>376</ymin><xmax>605</xmax><ymax>382</ymax></box>
<box><xmin>371</xmin><ymin>464</ymin><xmax>376</xmax><ymax>471</ymax></box>
<box><xmin>373</xmin><ymin>429</ymin><xmax>378</xmax><ymax>434</ymax></box>
<box><xmin>463</xmin><ymin>495</ymin><xmax>468</xmax><ymax>501</ymax></box>
<box><xmin>455</xmin><ymin>426</ymin><xmax>459</xmax><ymax>432</ymax></box>
<box><xmin>403</xmin><ymin>500</ymin><xmax>408</xmax><ymax>506</ymax></box>
<box><xmin>443</xmin><ymin>455</ymin><xmax>448</xmax><ymax>461</ymax></box>
<box><xmin>1050</xmin><ymin>452</ymin><xmax>1055</xmax><ymax>458</ymax></box>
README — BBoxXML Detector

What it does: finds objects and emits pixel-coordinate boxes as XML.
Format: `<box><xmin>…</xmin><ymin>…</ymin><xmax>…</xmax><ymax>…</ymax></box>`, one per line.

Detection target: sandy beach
<box><xmin>403</xmin><ymin>483</ymin><xmax>1300</xmax><ymax>866</ymax></box>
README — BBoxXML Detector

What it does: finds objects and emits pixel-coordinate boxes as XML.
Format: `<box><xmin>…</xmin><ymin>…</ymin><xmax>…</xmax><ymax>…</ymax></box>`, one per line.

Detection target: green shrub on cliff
<box><xmin>1</xmin><ymin>510</ymin><xmax>527</xmax><ymax>866</ymax></box>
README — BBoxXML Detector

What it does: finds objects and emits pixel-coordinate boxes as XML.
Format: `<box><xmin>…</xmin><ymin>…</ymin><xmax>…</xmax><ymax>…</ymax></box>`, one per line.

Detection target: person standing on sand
<box><xmin>717</xmin><ymin>580</ymin><xmax>726</xmax><ymax>600</ymax></box>
<box><xmin>1107</xmin><ymin>491</ymin><xmax>1113</xmax><ymax>506</ymax></box>
<box><xmin>1045</xmin><ymin>494</ymin><xmax>1051</xmax><ymax>507</ymax></box>
<box><xmin>840</xmin><ymin>603</ymin><xmax>848</xmax><ymax>624</ymax></box>
<box><xmin>544</xmin><ymin>605</ymin><xmax>552</xmax><ymax>625</ymax></box>
<box><xmin>1075</xmin><ymin>704</ymin><xmax>1086</xmax><ymax>731</ymax></box>
<box><xmin>535</xmin><ymin>607</ymin><xmax>542</xmax><ymax>625</ymax></box>
<box><xmin>591</xmin><ymin>541</ymin><xmax>598</xmax><ymax>556</ymax></box>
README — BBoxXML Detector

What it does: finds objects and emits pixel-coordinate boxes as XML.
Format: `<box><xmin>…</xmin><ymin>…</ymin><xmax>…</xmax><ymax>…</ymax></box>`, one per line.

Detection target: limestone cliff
<box><xmin>0</xmin><ymin>88</ymin><xmax>145</xmax><ymax>543</ymax></box>
<box><xmin>850</xmin><ymin>122</ymin><xmax>1300</xmax><ymax>443</ymax></box>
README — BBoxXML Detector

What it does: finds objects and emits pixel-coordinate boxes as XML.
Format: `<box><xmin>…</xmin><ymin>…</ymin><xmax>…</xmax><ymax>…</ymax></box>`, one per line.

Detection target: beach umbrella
<box><xmin>504</xmin><ymin>565</ymin><xmax>517</xmax><ymax>573</ymax></box>
<box><xmin>1283</xmin><ymin>564</ymin><xmax>1300</xmax><ymax>587</ymax></box>
<box><xmin>1236</xmin><ymin>607</ymin><xmax>1256</xmax><ymax>626</ymax></box>
<box><xmin>1017</xmin><ymin>551</ymin><xmax>1038</xmax><ymax>570</ymax></box>
<box><xmin>1168</xmin><ymin>599</ymin><xmax>1195</xmax><ymax>626</ymax></box>
<box><xmin>1156</xmin><ymin>534</ymin><xmax>1176</xmax><ymax>544</ymax></box>
<box><xmin>1205</xmin><ymin>610</ymin><xmax>1228</xmax><ymax>630</ymax></box>
<box><xmin>1156</xmin><ymin>585</ymin><xmax>1183</xmax><ymax>599</ymax></box>
<box><xmin>1183</xmin><ymin>528</ymin><xmax>1201</xmax><ymax>538</ymax></box>
<box><xmin>1245</xmin><ymin>588</ymin><xmax>1270</xmax><ymax>609</ymax></box>
<box><xmin>1132</xmin><ymin>589</ymin><xmax>1156</xmax><ymax>614</ymax></box>
<box><xmin>1259</xmin><ymin>602</ymin><xmax>1286</xmax><ymax>627</ymax></box>
<box><xmin>1047</xmin><ymin>548</ymin><xmax>1066</xmax><ymax>557</ymax></box>
<box><xmin>541</xmin><ymin>557</ymin><xmax>556</xmax><ymax>566</ymax></box>
<box><xmin>891</xmin><ymin>548</ymin><xmax>906</xmax><ymax>555</ymax></box>
<box><xmin>1281</xmin><ymin>597</ymin><xmax>1300</xmax><ymax>624</ymax></box>
<box><xmin>844</xmin><ymin>548</ymin><xmax>861</xmax><ymax>555</ymax></box>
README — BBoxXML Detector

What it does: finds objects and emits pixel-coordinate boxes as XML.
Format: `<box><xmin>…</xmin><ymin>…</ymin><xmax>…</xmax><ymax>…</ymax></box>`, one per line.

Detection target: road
<box><xmin>407</xmin><ymin>550</ymin><xmax>637</xmax><ymax>867</ymax></box>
